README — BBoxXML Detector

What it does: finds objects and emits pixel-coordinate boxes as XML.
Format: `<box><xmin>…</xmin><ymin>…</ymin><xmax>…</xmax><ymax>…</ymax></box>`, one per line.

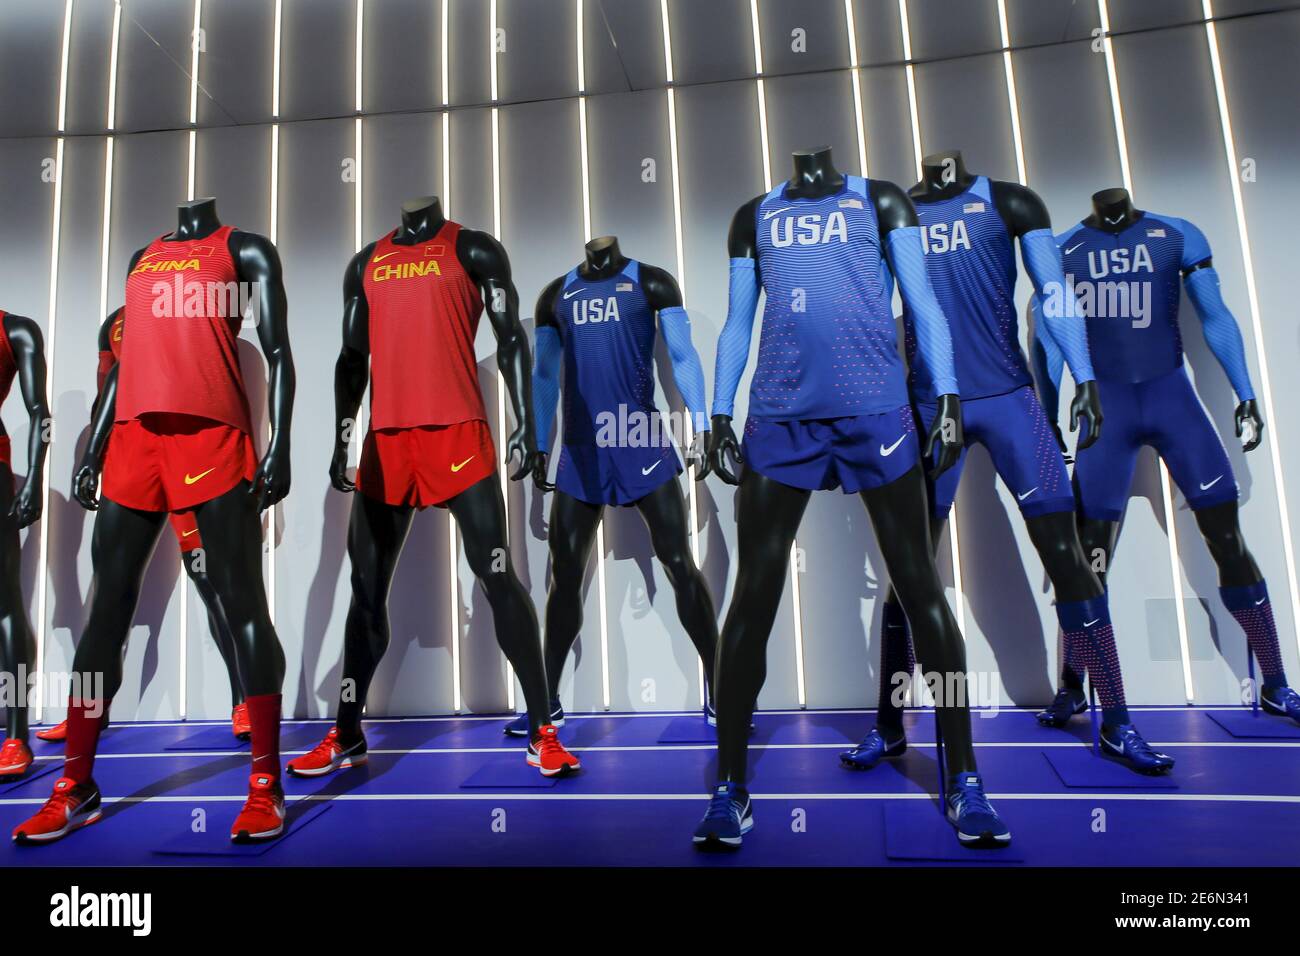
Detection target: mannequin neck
<box><xmin>172</xmin><ymin>198</ymin><xmax>222</xmax><ymax>241</ymax></box>
<box><xmin>395</xmin><ymin>196</ymin><xmax>446</xmax><ymax>243</ymax></box>
<box><xmin>581</xmin><ymin>236</ymin><xmax>627</xmax><ymax>279</ymax></box>
<box><xmin>786</xmin><ymin>147</ymin><xmax>845</xmax><ymax>200</ymax></box>
<box><xmin>1087</xmin><ymin>188</ymin><xmax>1141</xmax><ymax>232</ymax></box>
<box><xmin>915</xmin><ymin>150</ymin><xmax>976</xmax><ymax>200</ymax></box>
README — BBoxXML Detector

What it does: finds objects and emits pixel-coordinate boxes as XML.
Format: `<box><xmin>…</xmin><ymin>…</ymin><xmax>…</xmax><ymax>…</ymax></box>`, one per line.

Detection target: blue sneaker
<box><xmin>1036</xmin><ymin>688</ymin><xmax>1088</xmax><ymax>727</ymax></box>
<box><xmin>839</xmin><ymin>727</ymin><xmax>906</xmax><ymax>770</ymax></box>
<box><xmin>1100</xmin><ymin>723</ymin><xmax>1175</xmax><ymax>774</ymax></box>
<box><xmin>945</xmin><ymin>772</ymin><xmax>1011</xmax><ymax>848</ymax></box>
<box><xmin>503</xmin><ymin>700</ymin><xmax>565</xmax><ymax>737</ymax></box>
<box><xmin>1261</xmin><ymin>685</ymin><xmax>1300</xmax><ymax>726</ymax></box>
<box><xmin>692</xmin><ymin>782</ymin><xmax>753</xmax><ymax>849</ymax></box>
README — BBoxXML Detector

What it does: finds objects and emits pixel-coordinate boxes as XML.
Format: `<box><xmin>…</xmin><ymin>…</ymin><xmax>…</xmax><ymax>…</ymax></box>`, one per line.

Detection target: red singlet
<box><xmin>116</xmin><ymin>225</ymin><xmax>252</xmax><ymax>435</ymax></box>
<box><xmin>361</xmin><ymin>221</ymin><xmax>487</xmax><ymax>430</ymax></box>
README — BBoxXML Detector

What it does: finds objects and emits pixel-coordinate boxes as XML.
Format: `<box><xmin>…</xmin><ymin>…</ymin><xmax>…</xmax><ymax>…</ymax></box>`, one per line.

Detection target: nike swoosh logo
<box><xmin>182</xmin><ymin>529</ymin><xmax>198</xmax><ymax>538</ymax></box>
<box><xmin>1083</xmin><ymin>618</ymin><xmax>1100</xmax><ymax>628</ymax></box>
<box><xmin>641</xmin><ymin>460</ymin><xmax>663</xmax><ymax>476</ymax></box>
<box><xmin>879</xmin><ymin>435</ymin><xmax>906</xmax><ymax>457</ymax></box>
<box><xmin>1200</xmin><ymin>475</ymin><xmax>1223</xmax><ymax>490</ymax></box>
<box><xmin>371</xmin><ymin>251</ymin><xmax>400</xmax><ymax>262</ymax></box>
<box><xmin>562</xmin><ymin>289</ymin><xmax>581</xmax><ymax>299</ymax></box>
<box><xmin>1017</xmin><ymin>487</ymin><xmax>1038</xmax><ymax>501</ymax></box>
<box><xmin>1255</xmin><ymin>597</ymin><xmax>1267</xmax><ymax>606</ymax></box>
<box><xmin>764</xmin><ymin>206</ymin><xmax>795</xmax><ymax>220</ymax></box>
<box><xmin>184</xmin><ymin>468</ymin><xmax>216</xmax><ymax>485</ymax></box>
<box><xmin>451</xmin><ymin>456</ymin><xmax>475</xmax><ymax>473</ymax></box>
<box><xmin>1064</xmin><ymin>243</ymin><xmax>1084</xmax><ymax>255</ymax></box>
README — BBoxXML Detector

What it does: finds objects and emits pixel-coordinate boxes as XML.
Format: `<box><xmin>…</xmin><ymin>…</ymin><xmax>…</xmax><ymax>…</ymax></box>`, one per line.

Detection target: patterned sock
<box><xmin>64</xmin><ymin>698</ymin><xmax>109</xmax><ymax>785</ymax></box>
<box><xmin>876</xmin><ymin>599</ymin><xmax>915</xmax><ymax>733</ymax></box>
<box><xmin>1060</xmin><ymin>627</ymin><xmax>1085</xmax><ymax>692</ymax></box>
<box><xmin>1057</xmin><ymin>595</ymin><xmax>1129</xmax><ymax>725</ymax></box>
<box><xmin>245</xmin><ymin>693</ymin><xmax>282</xmax><ymax>779</ymax></box>
<box><xmin>1220</xmin><ymin>580</ymin><xmax>1288</xmax><ymax>691</ymax></box>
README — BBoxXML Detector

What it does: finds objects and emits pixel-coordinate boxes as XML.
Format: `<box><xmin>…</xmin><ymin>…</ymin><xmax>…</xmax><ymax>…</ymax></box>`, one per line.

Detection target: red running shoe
<box><xmin>285</xmin><ymin>727</ymin><xmax>368</xmax><ymax>777</ymax></box>
<box><xmin>527</xmin><ymin>724</ymin><xmax>581</xmax><ymax>777</ymax></box>
<box><xmin>0</xmin><ymin>739</ymin><xmax>33</xmax><ymax>778</ymax></box>
<box><xmin>231</xmin><ymin>773</ymin><xmax>285</xmax><ymax>843</ymax></box>
<box><xmin>232</xmin><ymin>703</ymin><xmax>251</xmax><ymax>740</ymax></box>
<box><xmin>12</xmin><ymin>776</ymin><xmax>102</xmax><ymax>844</ymax></box>
<box><xmin>35</xmin><ymin>720</ymin><xmax>67</xmax><ymax>742</ymax></box>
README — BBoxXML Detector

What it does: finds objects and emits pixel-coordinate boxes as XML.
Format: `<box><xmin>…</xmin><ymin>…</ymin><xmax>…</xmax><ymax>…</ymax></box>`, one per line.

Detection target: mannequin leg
<box><xmin>181</xmin><ymin>548</ymin><xmax>243</xmax><ymax>708</ymax></box>
<box><xmin>716</xmin><ymin>472</ymin><xmax>810</xmax><ymax>784</ymax></box>
<box><xmin>0</xmin><ymin>466</ymin><xmax>34</xmax><ymax>745</ymax></box>
<box><xmin>633</xmin><ymin>479</ymin><xmax>718</xmax><ymax>694</ymax></box>
<box><xmin>446</xmin><ymin>475</ymin><xmax>551</xmax><ymax>736</ymax></box>
<box><xmin>542</xmin><ymin>492</ymin><xmax>603</xmax><ymax>700</ymax></box>
<box><xmin>874</xmin><ymin>516</ymin><xmax>945</xmax><ymax>735</ymax></box>
<box><xmin>1065</xmin><ymin>517</ymin><xmax>1122</xmax><ymax>692</ymax></box>
<box><xmin>334</xmin><ymin>492</ymin><xmax>415</xmax><ymax>742</ymax></box>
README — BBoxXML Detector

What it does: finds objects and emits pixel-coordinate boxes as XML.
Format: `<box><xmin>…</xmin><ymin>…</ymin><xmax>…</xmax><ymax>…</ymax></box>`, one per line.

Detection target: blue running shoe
<box><xmin>945</xmin><ymin>773</ymin><xmax>1011</xmax><ymax>848</ymax></box>
<box><xmin>1100</xmin><ymin>723</ymin><xmax>1175</xmax><ymax>774</ymax></box>
<box><xmin>1036</xmin><ymin>688</ymin><xmax>1088</xmax><ymax>727</ymax></box>
<box><xmin>503</xmin><ymin>700</ymin><xmax>565</xmax><ymax>737</ymax></box>
<box><xmin>692</xmin><ymin>782</ymin><xmax>753</xmax><ymax>850</ymax></box>
<box><xmin>1261</xmin><ymin>686</ymin><xmax>1300</xmax><ymax>726</ymax></box>
<box><xmin>839</xmin><ymin>727</ymin><xmax>906</xmax><ymax>770</ymax></box>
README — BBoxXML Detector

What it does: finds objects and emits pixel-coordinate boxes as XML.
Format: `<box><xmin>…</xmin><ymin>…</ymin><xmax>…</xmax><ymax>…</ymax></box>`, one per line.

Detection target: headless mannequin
<box><xmin>0</xmin><ymin>313</ymin><xmax>49</xmax><ymax>748</ymax></box>
<box><xmin>72</xmin><ymin>198</ymin><xmax>291</xmax><ymax>704</ymax></box>
<box><xmin>528</xmin><ymin>237</ymin><xmax>717</xmax><ymax>703</ymax></box>
<box><xmin>705</xmin><ymin>146</ymin><xmax>981</xmax><ymax>783</ymax></box>
<box><xmin>1065</xmin><ymin>187</ymin><xmax>1267</xmax><ymax>688</ymax></box>
<box><xmin>330</xmin><ymin>195</ymin><xmax>552</xmax><ymax>739</ymax></box>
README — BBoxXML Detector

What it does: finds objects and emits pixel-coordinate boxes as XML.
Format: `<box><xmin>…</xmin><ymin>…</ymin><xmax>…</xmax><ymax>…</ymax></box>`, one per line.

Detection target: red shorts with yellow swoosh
<box><xmin>356</xmin><ymin>420</ymin><xmax>496</xmax><ymax>509</ymax></box>
<box><xmin>169</xmin><ymin>510</ymin><xmax>203</xmax><ymax>552</ymax></box>
<box><xmin>102</xmin><ymin>413</ymin><xmax>258</xmax><ymax>513</ymax></box>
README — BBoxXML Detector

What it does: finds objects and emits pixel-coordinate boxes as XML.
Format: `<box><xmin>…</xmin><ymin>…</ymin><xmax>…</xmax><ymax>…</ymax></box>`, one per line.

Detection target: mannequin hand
<box><xmin>688</xmin><ymin>430</ymin><xmax>711</xmax><ymax>480</ymax></box>
<box><xmin>9</xmin><ymin>474</ymin><xmax>42</xmax><ymax>528</ymax></box>
<box><xmin>72</xmin><ymin>458</ymin><xmax>102</xmax><ymax>511</ymax></box>
<box><xmin>251</xmin><ymin>444</ymin><xmax>291</xmax><ymax>512</ymax></box>
<box><xmin>505</xmin><ymin>425</ymin><xmax>535</xmax><ymax>482</ymax></box>
<box><xmin>1236</xmin><ymin>399</ymin><xmax>1264</xmax><ymax>452</ymax></box>
<box><xmin>1049</xmin><ymin>423</ymin><xmax>1073</xmax><ymax>465</ymax></box>
<box><xmin>924</xmin><ymin>394</ymin><xmax>963</xmax><ymax>479</ymax></box>
<box><xmin>1070</xmin><ymin>380</ymin><xmax>1103</xmax><ymax>450</ymax></box>
<box><xmin>525</xmin><ymin>449</ymin><xmax>554</xmax><ymax>492</ymax></box>
<box><xmin>329</xmin><ymin>442</ymin><xmax>355</xmax><ymax>493</ymax></box>
<box><xmin>705</xmin><ymin>415</ymin><xmax>743</xmax><ymax>485</ymax></box>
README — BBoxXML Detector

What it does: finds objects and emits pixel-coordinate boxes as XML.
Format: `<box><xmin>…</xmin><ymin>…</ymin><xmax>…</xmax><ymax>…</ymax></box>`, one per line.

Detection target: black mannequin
<box><xmin>0</xmin><ymin>312</ymin><xmax>49</xmax><ymax>757</ymax></box>
<box><xmin>528</xmin><ymin>237</ymin><xmax>717</xmax><ymax>709</ymax></box>
<box><xmin>71</xmin><ymin>198</ymin><xmax>292</xmax><ymax>706</ymax></box>
<box><xmin>326</xmin><ymin>195</ymin><xmax>553</xmax><ymax>742</ymax></box>
<box><xmin>704</xmin><ymin>146</ymin><xmax>982</xmax><ymax>786</ymax></box>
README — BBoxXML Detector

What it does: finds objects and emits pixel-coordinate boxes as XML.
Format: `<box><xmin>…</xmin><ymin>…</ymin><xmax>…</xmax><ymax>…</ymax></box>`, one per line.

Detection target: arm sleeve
<box><xmin>885</xmin><ymin>225</ymin><xmax>959</xmax><ymax>397</ymax></box>
<box><xmin>1029</xmin><ymin>296</ymin><xmax>1065</xmax><ymax>422</ymax></box>
<box><xmin>1185</xmin><ymin>266</ymin><xmax>1256</xmax><ymax>402</ymax></box>
<box><xmin>658</xmin><ymin>306</ymin><xmax>710</xmax><ymax>433</ymax></box>
<box><xmin>1021</xmin><ymin>228</ymin><xmax>1095</xmax><ymax>385</ymax></box>
<box><xmin>531</xmin><ymin>325</ymin><xmax>563</xmax><ymax>449</ymax></box>
<box><xmin>711</xmin><ymin>257</ymin><xmax>761</xmax><ymax>418</ymax></box>
<box><xmin>96</xmin><ymin>350</ymin><xmax>115</xmax><ymax>394</ymax></box>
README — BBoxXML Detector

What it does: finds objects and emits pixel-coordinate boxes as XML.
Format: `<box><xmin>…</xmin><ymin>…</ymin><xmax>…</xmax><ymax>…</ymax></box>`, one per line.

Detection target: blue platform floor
<box><xmin>2</xmin><ymin>705</ymin><xmax>1297</xmax><ymax>866</ymax></box>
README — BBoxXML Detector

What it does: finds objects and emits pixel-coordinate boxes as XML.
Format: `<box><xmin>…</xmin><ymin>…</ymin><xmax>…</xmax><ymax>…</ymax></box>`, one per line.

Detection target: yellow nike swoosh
<box><xmin>372</xmin><ymin>251</ymin><xmax>400</xmax><ymax>263</ymax></box>
<box><xmin>184</xmin><ymin>467</ymin><xmax>216</xmax><ymax>485</ymax></box>
<box><xmin>450</xmin><ymin>456</ymin><xmax>475</xmax><ymax>473</ymax></box>
<box><xmin>182</xmin><ymin>529</ymin><xmax>199</xmax><ymax>537</ymax></box>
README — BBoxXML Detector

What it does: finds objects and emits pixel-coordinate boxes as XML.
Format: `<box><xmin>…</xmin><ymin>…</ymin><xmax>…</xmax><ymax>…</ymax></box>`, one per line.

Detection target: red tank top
<box><xmin>116</xmin><ymin>225</ymin><xmax>253</xmax><ymax>434</ymax></box>
<box><xmin>362</xmin><ymin>220</ymin><xmax>487</xmax><ymax>430</ymax></box>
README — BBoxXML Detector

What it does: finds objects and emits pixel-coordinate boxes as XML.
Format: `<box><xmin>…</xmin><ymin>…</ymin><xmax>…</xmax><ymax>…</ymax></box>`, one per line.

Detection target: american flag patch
<box><xmin>839</xmin><ymin>198</ymin><xmax>863</xmax><ymax>209</ymax></box>
<box><xmin>963</xmin><ymin>202</ymin><xmax>985</xmax><ymax>213</ymax></box>
<box><xmin>1146</xmin><ymin>228</ymin><xmax>1165</xmax><ymax>237</ymax></box>
<box><xmin>617</xmin><ymin>282</ymin><xmax>633</xmax><ymax>291</ymax></box>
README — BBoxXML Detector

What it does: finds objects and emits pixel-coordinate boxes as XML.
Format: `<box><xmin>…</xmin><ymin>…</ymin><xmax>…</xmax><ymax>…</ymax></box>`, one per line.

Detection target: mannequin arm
<box><xmin>884</xmin><ymin>225</ymin><xmax>957</xmax><ymax>398</ymax></box>
<box><xmin>658</xmin><ymin>307</ymin><xmax>709</xmax><ymax>435</ymax></box>
<box><xmin>4</xmin><ymin>315</ymin><xmax>50</xmax><ymax>527</ymax></box>
<box><xmin>532</xmin><ymin>325</ymin><xmax>563</xmax><ymax>451</ymax></box>
<box><xmin>1021</xmin><ymin>229</ymin><xmax>1094</xmax><ymax>385</ymax></box>
<box><xmin>1184</xmin><ymin>267</ymin><xmax>1255</xmax><ymax>403</ymax></box>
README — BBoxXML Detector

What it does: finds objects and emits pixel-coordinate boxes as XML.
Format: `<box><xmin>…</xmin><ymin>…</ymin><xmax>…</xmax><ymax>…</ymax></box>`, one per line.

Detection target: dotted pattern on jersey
<box><xmin>753</xmin><ymin>176</ymin><xmax>907</xmax><ymax>419</ymax></box>
<box><xmin>906</xmin><ymin>177</ymin><xmax>1027</xmax><ymax>401</ymax></box>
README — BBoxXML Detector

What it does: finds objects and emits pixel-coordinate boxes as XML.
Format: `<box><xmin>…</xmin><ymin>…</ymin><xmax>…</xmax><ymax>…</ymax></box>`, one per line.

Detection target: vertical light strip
<box><xmin>843</xmin><ymin>0</ymin><xmax>869</xmax><ymax>176</ymax></box>
<box><xmin>1096</xmin><ymin>0</ymin><xmax>1194</xmax><ymax>700</ymax></box>
<box><xmin>1202</xmin><ymin>0</ymin><xmax>1300</xmax><ymax>664</ymax></box>
<box><xmin>35</xmin><ymin>0</ymin><xmax>76</xmax><ymax>721</ymax></box>
<box><xmin>898</xmin><ymin>0</ymin><xmax>966</xmax><ymax>639</ymax></box>
<box><xmin>266</xmin><ymin>0</ymin><xmax>283</xmax><ymax>625</ymax></box>
<box><xmin>995</xmin><ymin>0</ymin><xmax>1027</xmax><ymax>185</ymax></box>
<box><xmin>661</xmin><ymin>1</ymin><xmax>705</xmax><ymax>704</ymax></box>
<box><xmin>186</xmin><ymin>0</ymin><xmax>202</xmax><ymax>201</ymax></box>
<box><xmin>748</xmin><ymin>2</ymin><xmax>806</xmax><ymax>707</ymax></box>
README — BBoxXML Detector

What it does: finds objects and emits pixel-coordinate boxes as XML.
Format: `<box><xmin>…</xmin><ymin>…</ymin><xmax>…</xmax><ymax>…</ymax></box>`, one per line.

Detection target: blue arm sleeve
<box><xmin>1029</xmin><ymin>296</ymin><xmax>1065</xmax><ymax>423</ymax></box>
<box><xmin>886</xmin><ymin>225</ymin><xmax>959</xmax><ymax>397</ymax></box>
<box><xmin>1185</xmin><ymin>267</ymin><xmax>1256</xmax><ymax>402</ymax></box>
<box><xmin>711</xmin><ymin>257</ymin><xmax>761</xmax><ymax>418</ymax></box>
<box><xmin>1021</xmin><ymin>228</ymin><xmax>1095</xmax><ymax>385</ymax></box>
<box><xmin>532</xmin><ymin>325</ymin><xmax>563</xmax><ymax>449</ymax></box>
<box><xmin>658</xmin><ymin>306</ymin><xmax>710</xmax><ymax>433</ymax></box>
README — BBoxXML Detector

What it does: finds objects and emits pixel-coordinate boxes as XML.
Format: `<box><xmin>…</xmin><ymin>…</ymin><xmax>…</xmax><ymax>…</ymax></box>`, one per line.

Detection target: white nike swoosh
<box><xmin>1200</xmin><ymin>475</ymin><xmax>1223</xmax><ymax>490</ymax></box>
<box><xmin>764</xmin><ymin>206</ymin><xmax>795</xmax><ymax>220</ymax></box>
<box><xmin>879</xmin><ymin>434</ymin><xmax>906</xmax><ymax>457</ymax></box>
<box><xmin>562</xmin><ymin>289</ymin><xmax>581</xmax><ymax>299</ymax></box>
<box><xmin>641</xmin><ymin>460</ymin><xmax>663</xmax><ymax>476</ymax></box>
<box><xmin>1017</xmin><ymin>487</ymin><xmax>1038</xmax><ymax>501</ymax></box>
<box><xmin>1083</xmin><ymin>618</ymin><xmax>1100</xmax><ymax>628</ymax></box>
<box><xmin>1255</xmin><ymin>597</ymin><xmax>1267</xmax><ymax>606</ymax></box>
<box><xmin>1064</xmin><ymin>243</ymin><xmax>1084</xmax><ymax>255</ymax></box>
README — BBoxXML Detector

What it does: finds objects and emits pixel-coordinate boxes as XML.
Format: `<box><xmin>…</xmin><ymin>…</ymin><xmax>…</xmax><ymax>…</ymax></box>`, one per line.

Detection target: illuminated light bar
<box><xmin>1201</xmin><ymin>0</ymin><xmax>1300</xmax><ymax>665</ymax></box>
<box><xmin>843</xmin><ymin>0</ymin><xmax>869</xmax><ymax>175</ymax></box>
<box><xmin>1096</xmin><ymin>0</ymin><xmax>1194</xmax><ymax>701</ymax></box>
<box><xmin>897</xmin><ymin>0</ymin><xmax>923</xmax><ymax>181</ymax></box>
<box><xmin>995</xmin><ymin>0</ymin><xmax>1027</xmax><ymax>185</ymax></box>
<box><xmin>267</xmin><ymin>0</ymin><xmax>284</xmax><ymax>624</ymax></box>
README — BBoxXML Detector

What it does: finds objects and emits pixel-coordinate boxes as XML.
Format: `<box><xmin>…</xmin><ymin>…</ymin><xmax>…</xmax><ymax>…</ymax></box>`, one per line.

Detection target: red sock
<box><xmin>64</xmin><ymin>698</ymin><xmax>109</xmax><ymax>785</ymax></box>
<box><xmin>245</xmin><ymin>693</ymin><xmax>282</xmax><ymax>780</ymax></box>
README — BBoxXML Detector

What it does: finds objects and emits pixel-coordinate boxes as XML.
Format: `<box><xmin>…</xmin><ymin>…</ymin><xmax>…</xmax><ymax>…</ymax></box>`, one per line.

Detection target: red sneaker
<box><xmin>35</xmin><ymin>720</ymin><xmax>67</xmax><ymax>742</ymax></box>
<box><xmin>230</xmin><ymin>773</ymin><xmax>285</xmax><ymax>843</ymax></box>
<box><xmin>527</xmin><ymin>724</ymin><xmax>581</xmax><ymax>777</ymax></box>
<box><xmin>0</xmin><ymin>739</ymin><xmax>33</xmax><ymax>778</ymax></box>
<box><xmin>285</xmin><ymin>727</ymin><xmax>367</xmax><ymax>777</ymax></box>
<box><xmin>232</xmin><ymin>703</ymin><xmax>251</xmax><ymax>740</ymax></box>
<box><xmin>12</xmin><ymin>776</ymin><xmax>102</xmax><ymax>844</ymax></box>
